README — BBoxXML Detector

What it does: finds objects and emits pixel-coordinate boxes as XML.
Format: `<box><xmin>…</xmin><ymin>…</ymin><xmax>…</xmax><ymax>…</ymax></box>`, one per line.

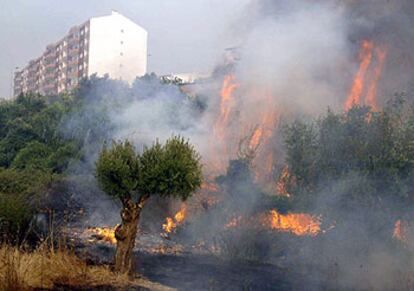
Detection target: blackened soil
<box><xmin>50</xmin><ymin>284</ymin><xmax>149</xmax><ymax>291</ymax></box>
<box><xmin>135</xmin><ymin>252</ymin><xmax>324</xmax><ymax>291</ymax></box>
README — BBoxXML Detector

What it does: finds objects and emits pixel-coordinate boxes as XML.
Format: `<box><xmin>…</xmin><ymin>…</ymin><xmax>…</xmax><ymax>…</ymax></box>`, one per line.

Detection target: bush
<box><xmin>283</xmin><ymin>99</ymin><xmax>414</xmax><ymax>211</ymax></box>
<box><xmin>0</xmin><ymin>169</ymin><xmax>51</xmax><ymax>244</ymax></box>
<box><xmin>214</xmin><ymin>229</ymin><xmax>270</xmax><ymax>262</ymax></box>
<box><xmin>0</xmin><ymin>193</ymin><xmax>33</xmax><ymax>244</ymax></box>
<box><xmin>11</xmin><ymin>141</ymin><xmax>51</xmax><ymax>170</ymax></box>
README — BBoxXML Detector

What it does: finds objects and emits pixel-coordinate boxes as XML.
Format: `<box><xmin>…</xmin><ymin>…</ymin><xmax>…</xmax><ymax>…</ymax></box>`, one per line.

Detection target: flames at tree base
<box><xmin>85</xmin><ymin>226</ymin><xmax>117</xmax><ymax>244</ymax></box>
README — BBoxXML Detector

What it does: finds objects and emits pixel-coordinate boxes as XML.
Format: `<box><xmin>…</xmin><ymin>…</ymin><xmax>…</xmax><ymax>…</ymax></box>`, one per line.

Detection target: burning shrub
<box><xmin>279</xmin><ymin>96</ymin><xmax>414</xmax><ymax>289</ymax></box>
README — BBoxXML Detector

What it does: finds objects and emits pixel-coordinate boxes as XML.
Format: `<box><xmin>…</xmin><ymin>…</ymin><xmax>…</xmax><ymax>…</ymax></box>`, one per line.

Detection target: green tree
<box><xmin>283</xmin><ymin>97</ymin><xmax>414</xmax><ymax>217</ymax></box>
<box><xmin>11</xmin><ymin>141</ymin><xmax>51</xmax><ymax>170</ymax></box>
<box><xmin>284</xmin><ymin>119</ymin><xmax>318</xmax><ymax>192</ymax></box>
<box><xmin>95</xmin><ymin>136</ymin><xmax>202</xmax><ymax>273</ymax></box>
<box><xmin>0</xmin><ymin>168</ymin><xmax>51</xmax><ymax>244</ymax></box>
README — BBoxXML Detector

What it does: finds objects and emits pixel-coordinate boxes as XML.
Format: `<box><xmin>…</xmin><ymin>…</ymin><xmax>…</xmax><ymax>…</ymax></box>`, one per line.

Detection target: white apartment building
<box><xmin>14</xmin><ymin>11</ymin><xmax>147</xmax><ymax>97</ymax></box>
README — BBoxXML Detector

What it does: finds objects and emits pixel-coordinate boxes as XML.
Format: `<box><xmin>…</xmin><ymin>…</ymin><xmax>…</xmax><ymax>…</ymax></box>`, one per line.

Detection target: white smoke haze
<box><xmin>58</xmin><ymin>0</ymin><xmax>414</xmax><ymax>289</ymax></box>
<box><xmin>113</xmin><ymin>90</ymin><xmax>197</xmax><ymax>145</ymax></box>
<box><xmin>235</xmin><ymin>3</ymin><xmax>349</xmax><ymax>115</ymax></box>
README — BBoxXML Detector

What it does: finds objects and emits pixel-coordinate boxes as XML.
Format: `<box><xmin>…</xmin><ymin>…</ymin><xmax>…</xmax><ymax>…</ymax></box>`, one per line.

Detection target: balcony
<box><xmin>44</xmin><ymin>62</ymin><xmax>56</xmax><ymax>70</ymax></box>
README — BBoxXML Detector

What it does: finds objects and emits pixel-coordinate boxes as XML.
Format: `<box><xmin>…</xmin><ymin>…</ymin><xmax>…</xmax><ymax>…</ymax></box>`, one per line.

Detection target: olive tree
<box><xmin>95</xmin><ymin>136</ymin><xmax>202</xmax><ymax>273</ymax></box>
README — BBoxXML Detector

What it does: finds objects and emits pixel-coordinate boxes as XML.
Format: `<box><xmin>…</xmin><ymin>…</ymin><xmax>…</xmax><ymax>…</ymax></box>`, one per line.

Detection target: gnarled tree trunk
<box><xmin>114</xmin><ymin>197</ymin><xmax>147</xmax><ymax>274</ymax></box>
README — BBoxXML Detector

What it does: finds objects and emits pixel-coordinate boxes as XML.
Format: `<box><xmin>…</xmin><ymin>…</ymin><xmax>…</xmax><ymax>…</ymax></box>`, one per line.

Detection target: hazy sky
<box><xmin>0</xmin><ymin>0</ymin><xmax>249</xmax><ymax>98</ymax></box>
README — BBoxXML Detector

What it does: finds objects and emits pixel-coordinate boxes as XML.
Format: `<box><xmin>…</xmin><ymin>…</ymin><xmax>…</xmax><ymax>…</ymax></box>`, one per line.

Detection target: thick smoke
<box><xmin>61</xmin><ymin>1</ymin><xmax>414</xmax><ymax>289</ymax></box>
<box><xmin>227</xmin><ymin>1</ymin><xmax>414</xmax><ymax>290</ymax></box>
<box><xmin>233</xmin><ymin>1</ymin><xmax>349</xmax><ymax>114</ymax></box>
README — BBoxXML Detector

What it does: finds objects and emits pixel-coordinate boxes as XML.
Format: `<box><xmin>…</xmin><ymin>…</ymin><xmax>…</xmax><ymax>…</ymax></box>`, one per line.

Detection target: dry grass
<box><xmin>0</xmin><ymin>243</ymin><xmax>174</xmax><ymax>290</ymax></box>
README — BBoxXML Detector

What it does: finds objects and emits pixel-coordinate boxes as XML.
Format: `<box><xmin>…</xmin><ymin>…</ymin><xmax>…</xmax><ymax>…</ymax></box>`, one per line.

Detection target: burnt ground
<box><xmin>135</xmin><ymin>252</ymin><xmax>326</xmax><ymax>291</ymax></box>
<box><xmin>76</xmin><ymin>241</ymin><xmax>327</xmax><ymax>290</ymax></box>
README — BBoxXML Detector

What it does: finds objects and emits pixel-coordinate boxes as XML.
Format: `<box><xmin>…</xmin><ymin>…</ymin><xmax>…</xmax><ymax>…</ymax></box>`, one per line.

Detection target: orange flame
<box><xmin>214</xmin><ymin>75</ymin><xmax>239</xmax><ymax>141</ymax></box>
<box><xmin>344</xmin><ymin>40</ymin><xmax>388</xmax><ymax>111</ymax></box>
<box><xmin>87</xmin><ymin>226</ymin><xmax>117</xmax><ymax>244</ymax></box>
<box><xmin>208</xmin><ymin>74</ymin><xmax>240</xmax><ymax>174</ymax></box>
<box><xmin>249</xmin><ymin>127</ymin><xmax>263</xmax><ymax>149</ymax></box>
<box><xmin>223</xmin><ymin>210</ymin><xmax>323</xmax><ymax>236</ymax></box>
<box><xmin>262</xmin><ymin>210</ymin><xmax>321</xmax><ymax>236</ymax></box>
<box><xmin>345</xmin><ymin>40</ymin><xmax>374</xmax><ymax>110</ymax></box>
<box><xmin>393</xmin><ymin>219</ymin><xmax>411</xmax><ymax>244</ymax></box>
<box><xmin>162</xmin><ymin>204</ymin><xmax>187</xmax><ymax>233</ymax></box>
<box><xmin>211</xmin><ymin>75</ymin><xmax>279</xmax><ymax>191</ymax></box>
<box><xmin>276</xmin><ymin>166</ymin><xmax>292</xmax><ymax>197</ymax></box>
<box><xmin>251</xmin><ymin>105</ymin><xmax>278</xmax><ymax>187</ymax></box>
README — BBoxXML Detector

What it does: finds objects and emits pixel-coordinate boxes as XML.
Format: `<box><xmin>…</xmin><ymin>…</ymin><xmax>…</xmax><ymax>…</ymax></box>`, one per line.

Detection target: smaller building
<box><xmin>160</xmin><ymin>72</ymin><xmax>210</xmax><ymax>85</ymax></box>
<box><xmin>14</xmin><ymin>11</ymin><xmax>147</xmax><ymax>97</ymax></box>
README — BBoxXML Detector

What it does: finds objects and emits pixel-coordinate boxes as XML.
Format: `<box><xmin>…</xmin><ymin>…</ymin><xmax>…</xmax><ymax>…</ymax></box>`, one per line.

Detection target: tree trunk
<box><xmin>114</xmin><ymin>198</ymin><xmax>144</xmax><ymax>274</ymax></box>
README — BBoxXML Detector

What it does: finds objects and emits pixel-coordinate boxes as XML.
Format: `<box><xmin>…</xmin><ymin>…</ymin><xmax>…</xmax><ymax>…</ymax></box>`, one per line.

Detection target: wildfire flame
<box><xmin>210</xmin><ymin>74</ymin><xmax>279</xmax><ymax>191</ymax></box>
<box><xmin>344</xmin><ymin>40</ymin><xmax>388</xmax><ymax>111</ymax></box>
<box><xmin>249</xmin><ymin>127</ymin><xmax>263</xmax><ymax>149</ymax></box>
<box><xmin>214</xmin><ymin>74</ymin><xmax>239</xmax><ymax>141</ymax></box>
<box><xmin>345</xmin><ymin>40</ymin><xmax>374</xmax><ymax>110</ymax></box>
<box><xmin>87</xmin><ymin>226</ymin><xmax>117</xmax><ymax>244</ymax></box>
<box><xmin>249</xmin><ymin>91</ymin><xmax>278</xmax><ymax>187</ymax></box>
<box><xmin>207</xmin><ymin>74</ymin><xmax>240</xmax><ymax>174</ymax></box>
<box><xmin>223</xmin><ymin>209</ymin><xmax>324</xmax><ymax>237</ymax></box>
<box><xmin>276</xmin><ymin>166</ymin><xmax>293</xmax><ymax>197</ymax></box>
<box><xmin>262</xmin><ymin>210</ymin><xmax>321</xmax><ymax>236</ymax></box>
<box><xmin>162</xmin><ymin>204</ymin><xmax>187</xmax><ymax>233</ymax></box>
<box><xmin>393</xmin><ymin>219</ymin><xmax>412</xmax><ymax>245</ymax></box>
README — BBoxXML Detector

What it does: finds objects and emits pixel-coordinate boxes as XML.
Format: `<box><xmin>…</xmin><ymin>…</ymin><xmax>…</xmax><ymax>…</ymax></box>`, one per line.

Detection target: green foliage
<box><xmin>95</xmin><ymin>140</ymin><xmax>140</xmax><ymax>200</ymax></box>
<box><xmin>0</xmin><ymin>76</ymin><xmax>200</xmax><ymax>244</ymax></box>
<box><xmin>0</xmin><ymin>168</ymin><xmax>50</xmax><ymax>196</ymax></box>
<box><xmin>0</xmin><ymin>93</ymin><xmax>78</xmax><ymax>172</ymax></box>
<box><xmin>283</xmin><ymin>95</ymin><xmax>414</xmax><ymax>211</ymax></box>
<box><xmin>0</xmin><ymin>168</ymin><xmax>51</xmax><ymax>243</ymax></box>
<box><xmin>0</xmin><ymin>193</ymin><xmax>33</xmax><ymax>243</ymax></box>
<box><xmin>46</xmin><ymin>143</ymin><xmax>78</xmax><ymax>172</ymax></box>
<box><xmin>12</xmin><ymin>141</ymin><xmax>51</xmax><ymax>170</ymax></box>
<box><xmin>96</xmin><ymin>136</ymin><xmax>203</xmax><ymax>202</ymax></box>
<box><xmin>138</xmin><ymin>136</ymin><xmax>203</xmax><ymax>200</ymax></box>
<box><xmin>0</xmin><ymin>92</ymin><xmax>78</xmax><ymax>243</ymax></box>
<box><xmin>284</xmin><ymin>120</ymin><xmax>318</xmax><ymax>190</ymax></box>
